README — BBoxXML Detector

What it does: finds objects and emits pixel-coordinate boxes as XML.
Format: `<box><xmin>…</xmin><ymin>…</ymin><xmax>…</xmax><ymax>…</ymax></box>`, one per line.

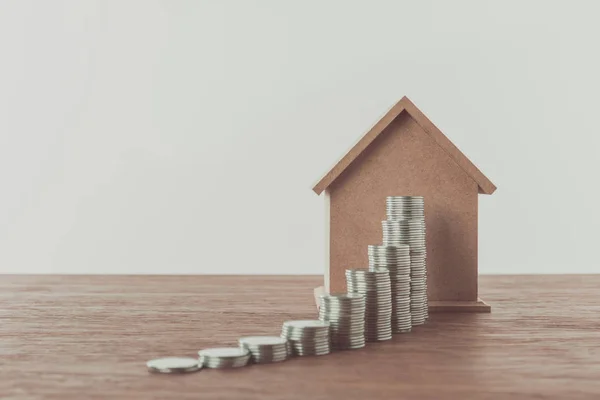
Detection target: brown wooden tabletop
<box><xmin>1</xmin><ymin>275</ymin><xmax>599</xmax><ymax>400</ymax></box>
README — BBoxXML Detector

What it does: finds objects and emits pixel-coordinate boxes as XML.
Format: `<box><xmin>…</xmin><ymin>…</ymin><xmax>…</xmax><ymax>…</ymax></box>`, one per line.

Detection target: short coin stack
<box><xmin>281</xmin><ymin>320</ymin><xmax>331</xmax><ymax>356</ymax></box>
<box><xmin>345</xmin><ymin>269</ymin><xmax>392</xmax><ymax>342</ymax></box>
<box><xmin>368</xmin><ymin>244</ymin><xmax>412</xmax><ymax>333</ymax></box>
<box><xmin>198</xmin><ymin>347</ymin><xmax>251</xmax><ymax>369</ymax></box>
<box><xmin>147</xmin><ymin>357</ymin><xmax>201</xmax><ymax>374</ymax></box>
<box><xmin>384</xmin><ymin>196</ymin><xmax>428</xmax><ymax>325</ymax></box>
<box><xmin>318</xmin><ymin>293</ymin><xmax>366</xmax><ymax>350</ymax></box>
<box><xmin>239</xmin><ymin>336</ymin><xmax>290</xmax><ymax>364</ymax></box>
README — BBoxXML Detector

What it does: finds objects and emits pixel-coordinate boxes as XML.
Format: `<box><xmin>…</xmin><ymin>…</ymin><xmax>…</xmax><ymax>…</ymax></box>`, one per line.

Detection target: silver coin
<box><xmin>393</xmin><ymin>327</ymin><xmax>412</xmax><ymax>332</ymax></box>
<box><xmin>392</xmin><ymin>317</ymin><xmax>413</xmax><ymax>322</ymax></box>
<box><xmin>289</xmin><ymin>340</ymin><xmax>330</xmax><ymax>346</ymax></box>
<box><xmin>321</xmin><ymin>316</ymin><xmax>365</xmax><ymax>322</ymax></box>
<box><xmin>411</xmin><ymin>284</ymin><xmax>427</xmax><ymax>288</ymax></box>
<box><xmin>292</xmin><ymin>345</ymin><xmax>331</xmax><ymax>352</ymax></box>
<box><xmin>345</xmin><ymin>269</ymin><xmax>390</xmax><ymax>276</ymax></box>
<box><xmin>287</xmin><ymin>336</ymin><xmax>330</xmax><ymax>342</ymax></box>
<box><xmin>245</xmin><ymin>348</ymin><xmax>289</xmax><ymax>356</ymax></box>
<box><xmin>283</xmin><ymin>320</ymin><xmax>329</xmax><ymax>329</ymax></box>
<box><xmin>319</xmin><ymin>304</ymin><xmax>366</xmax><ymax>310</ymax></box>
<box><xmin>332</xmin><ymin>341</ymin><xmax>366</xmax><ymax>347</ymax></box>
<box><xmin>320</xmin><ymin>311</ymin><xmax>366</xmax><ymax>317</ymax></box>
<box><xmin>291</xmin><ymin>341</ymin><xmax>331</xmax><ymax>346</ymax></box>
<box><xmin>294</xmin><ymin>350</ymin><xmax>331</xmax><ymax>356</ymax></box>
<box><xmin>282</xmin><ymin>329</ymin><xmax>330</xmax><ymax>336</ymax></box>
<box><xmin>320</xmin><ymin>316</ymin><xmax>365</xmax><ymax>322</ymax></box>
<box><xmin>326</xmin><ymin>319</ymin><xmax>365</xmax><ymax>324</ymax></box>
<box><xmin>366</xmin><ymin>336</ymin><xmax>392</xmax><ymax>342</ymax></box>
<box><xmin>239</xmin><ymin>336</ymin><xmax>288</xmax><ymax>347</ymax></box>
<box><xmin>390</xmin><ymin>283</ymin><xmax>411</xmax><ymax>288</ymax></box>
<box><xmin>320</xmin><ymin>293</ymin><xmax>365</xmax><ymax>300</ymax></box>
<box><xmin>147</xmin><ymin>357</ymin><xmax>201</xmax><ymax>374</ymax></box>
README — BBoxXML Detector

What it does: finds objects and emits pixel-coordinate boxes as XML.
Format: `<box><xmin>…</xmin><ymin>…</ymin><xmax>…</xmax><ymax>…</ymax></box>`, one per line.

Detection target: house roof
<box><xmin>312</xmin><ymin>96</ymin><xmax>497</xmax><ymax>195</ymax></box>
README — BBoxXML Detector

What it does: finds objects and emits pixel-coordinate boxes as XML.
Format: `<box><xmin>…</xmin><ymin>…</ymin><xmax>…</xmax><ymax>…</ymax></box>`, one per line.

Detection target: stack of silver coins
<box><xmin>345</xmin><ymin>269</ymin><xmax>392</xmax><ymax>342</ymax></box>
<box><xmin>318</xmin><ymin>293</ymin><xmax>366</xmax><ymax>350</ymax></box>
<box><xmin>384</xmin><ymin>196</ymin><xmax>428</xmax><ymax>325</ymax></box>
<box><xmin>147</xmin><ymin>357</ymin><xmax>201</xmax><ymax>374</ymax></box>
<box><xmin>281</xmin><ymin>320</ymin><xmax>331</xmax><ymax>356</ymax></box>
<box><xmin>382</xmin><ymin>219</ymin><xmax>426</xmax><ymax>249</ymax></box>
<box><xmin>386</xmin><ymin>196</ymin><xmax>425</xmax><ymax>220</ymax></box>
<box><xmin>239</xmin><ymin>336</ymin><xmax>290</xmax><ymax>364</ymax></box>
<box><xmin>368</xmin><ymin>244</ymin><xmax>412</xmax><ymax>333</ymax></box>
<box><xmin>198</xmin><ymin>347</ymin><xmax>251</xmax><ymax>368</ymax></box>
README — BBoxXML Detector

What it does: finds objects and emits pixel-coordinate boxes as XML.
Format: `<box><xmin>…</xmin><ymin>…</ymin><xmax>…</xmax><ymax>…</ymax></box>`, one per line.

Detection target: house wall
<box><xmin>323</xmin><ymin>189</ymin><xmax>331</xmax><ymax>292</ymax></box>
<box><xmin>328</xmin><ymin>112</ymin><xmax>479</xmax><ymax>302</ymax></box>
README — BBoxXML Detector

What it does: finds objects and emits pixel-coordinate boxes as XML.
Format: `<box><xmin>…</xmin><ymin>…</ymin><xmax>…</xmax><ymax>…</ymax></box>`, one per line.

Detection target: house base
<box><xmin>314</xmin><ymin>286</ymin><xmax>491</xmax><ymax>313</ymax></box>
<box><xmin>428</xmin><ymin>298</ymin><xmax>491</xmax><ymax>313</ymax></box>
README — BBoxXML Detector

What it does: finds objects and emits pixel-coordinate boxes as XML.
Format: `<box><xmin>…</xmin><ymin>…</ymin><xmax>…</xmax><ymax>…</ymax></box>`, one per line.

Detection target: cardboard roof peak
<box><xmin>312</xmin><ymin>96</ymin><xmax>497</xmax><ymax>196</ymax></box>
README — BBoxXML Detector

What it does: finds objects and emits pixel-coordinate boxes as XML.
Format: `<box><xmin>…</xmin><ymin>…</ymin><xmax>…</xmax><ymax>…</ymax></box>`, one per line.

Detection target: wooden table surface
<box><xmin>1</xmin><ymin>275</ymin><xmax>599</xmax><ymax>400</ymax></box>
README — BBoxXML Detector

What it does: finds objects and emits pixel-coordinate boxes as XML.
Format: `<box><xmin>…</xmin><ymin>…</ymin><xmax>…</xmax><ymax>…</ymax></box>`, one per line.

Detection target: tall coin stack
<box><xmin>281</xmin><ymin>320</ymin><xmax>331</xmax><ymax>356</ymax></box>
<box><xmin>384</xmin><ymin>196</ymin><xmax>428</xmax><ymax>325</ymax></box>
<box><xmin>367</xmin><ymin>244</ymin><xmax>412</xmax><ymax>333</ymax></box>
<box><xmin>345</xmin><ymin>269</ymin><xmax>392</xmax><ymax>342</ymax></box>
<box><xmin>318</xmin><ymin>293</ymin><xmax>366</xmax><ymax>350</ymax></box>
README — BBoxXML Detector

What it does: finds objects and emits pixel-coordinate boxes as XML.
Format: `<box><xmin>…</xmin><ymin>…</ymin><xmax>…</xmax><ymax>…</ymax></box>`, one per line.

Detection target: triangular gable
<box><xmin>312</xmin><ymin>96</ymin><xmax>497</xmax><ymax>195</ymax></box>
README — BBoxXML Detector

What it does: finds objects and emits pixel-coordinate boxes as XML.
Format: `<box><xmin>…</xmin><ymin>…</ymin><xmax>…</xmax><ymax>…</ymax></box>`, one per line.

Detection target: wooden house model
<box><xmin>312</xmin><ymin>96</ymin><xmax>496</xmax><ymax>312</ymax></box>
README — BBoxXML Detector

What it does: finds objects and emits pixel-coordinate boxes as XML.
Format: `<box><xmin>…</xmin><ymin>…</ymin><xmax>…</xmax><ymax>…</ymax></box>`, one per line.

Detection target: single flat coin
<box><xmin>147</xmin><ymin>357</ymin><xmax>201</xmax><ymax>374</ymax></box>
<box><xmin>199</xmin><ymin>347</ymin><xmax>249</xmax><ymax>358</ymax></box>
<box><xmin>239</xmin><ymin>336</ymin><xmax>288</xmax><ymax>346</ymax></box>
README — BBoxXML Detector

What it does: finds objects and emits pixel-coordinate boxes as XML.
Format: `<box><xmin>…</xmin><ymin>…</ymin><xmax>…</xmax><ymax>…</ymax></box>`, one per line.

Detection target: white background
<box><xmin>1</xmin><ymin>0</ymin><xmax>598</xmax><ymax>275</ymax></box>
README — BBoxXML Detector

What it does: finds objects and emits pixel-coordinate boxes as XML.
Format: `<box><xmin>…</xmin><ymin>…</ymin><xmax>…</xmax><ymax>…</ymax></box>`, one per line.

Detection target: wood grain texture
<box><xmin>1</xmin><ymin>275</ymin><xmax>599</xmax><ymax>400</ymax></box>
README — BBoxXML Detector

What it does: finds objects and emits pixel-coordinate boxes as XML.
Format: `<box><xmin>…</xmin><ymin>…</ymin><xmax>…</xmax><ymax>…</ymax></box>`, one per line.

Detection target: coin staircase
<box><xmin>147</xmin><ymin>196</ymin><xmax>428</xmax><ymax>374</ymax></box>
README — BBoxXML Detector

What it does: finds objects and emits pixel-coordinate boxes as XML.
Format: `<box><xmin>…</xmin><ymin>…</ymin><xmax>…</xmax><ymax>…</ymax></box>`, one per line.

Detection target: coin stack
<box><xmin>384</xmin><ymin>196</ymin><xmax>428</xmax><ymax>325</ymax></box>
<box><xmin>147</xmin><ymin>357</ymin><xmax>201</xmax><ymax>374</ymax></box>
<box><xmin>345</xmin><ymin>269</ymin><xmax>392</xmax><ymax>342</ymax></box>
<box><xmin>386</xmin><ymin>196</ymin><xmax>425</xmax><ymax>220</ymax></box>
<box><xmin>382</xmin><ymin>219</ymin><xmax>425</xmax><ymax>249</ymax></box>
<box><xmin>281</xmin><ymin>320</ymin><xmax>331</xmax><ymax>356</ymax></box>
<box><xmin>318</xmin><ymin>293</ymin><xmax>366</xmax><ymax>350</ymax></box>
<box><xmin>409</xmin><ymin>248</ymin><xmax>428</xmax><ymax>325</ymax></box>
<box><xmin>239</xmin><ymin>336</ymin><xmax>290</xmax><ymax>364</ymax></box>
<box><xmin>367</xmin><ymin>244</ymin><xmax>412</xmax><ymax>333</ymax></box>
<box><xmin>198</xmin><ymin>347</ymin><xmax>251</xmax><ymax>369</ymax></box>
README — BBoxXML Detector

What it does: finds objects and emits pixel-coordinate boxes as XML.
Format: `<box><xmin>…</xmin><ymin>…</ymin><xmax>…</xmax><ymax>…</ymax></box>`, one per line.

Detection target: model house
<box><xmin>312</xmin><ymin>96</ymin><xmax>496</xmax><ymax>312</ymax></box>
